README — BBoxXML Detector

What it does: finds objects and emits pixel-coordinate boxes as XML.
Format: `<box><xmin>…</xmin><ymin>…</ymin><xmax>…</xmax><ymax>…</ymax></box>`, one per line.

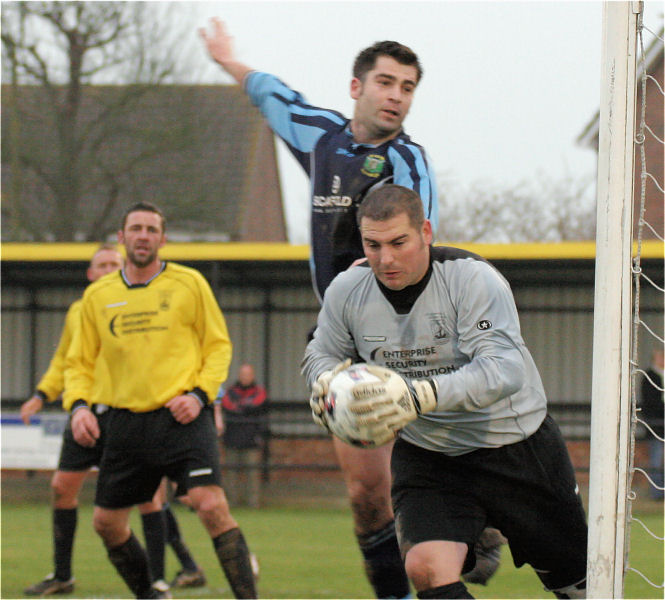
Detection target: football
<box><xmin>325</xmin><ymin>363</ymin><xmax>388</xmax><ymax>448</ymax></box>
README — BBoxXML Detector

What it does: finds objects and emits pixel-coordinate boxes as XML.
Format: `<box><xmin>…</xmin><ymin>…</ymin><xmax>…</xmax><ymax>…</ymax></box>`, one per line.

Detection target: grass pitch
<box><xmin>2</xmin><ymin>495</ymin><xmax>663</xmax><ymax>598</ymax></box>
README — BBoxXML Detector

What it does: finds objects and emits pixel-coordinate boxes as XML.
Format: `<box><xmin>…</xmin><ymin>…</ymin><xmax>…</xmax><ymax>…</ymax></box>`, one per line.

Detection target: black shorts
<box><xmin>392</xmin><ymin>415</ymin><xmax>587</xmax><ymax>585</ymax></box>
<box><xmin>57</xmin><ymin>405</ymin><xmax>110</xmax><ymax>471</ymax></box>
<box><xmin>95</xmin><ymin>405</ymin><xmax>222</xmax><ymax>509</ymax></box>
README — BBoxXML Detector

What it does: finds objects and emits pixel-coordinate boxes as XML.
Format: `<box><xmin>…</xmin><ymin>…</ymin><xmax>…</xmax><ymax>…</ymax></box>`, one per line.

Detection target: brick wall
<box><xmin>256</xmin><ymin>438</ymin><xmax>653</xmax><ymax>489</ymax></box>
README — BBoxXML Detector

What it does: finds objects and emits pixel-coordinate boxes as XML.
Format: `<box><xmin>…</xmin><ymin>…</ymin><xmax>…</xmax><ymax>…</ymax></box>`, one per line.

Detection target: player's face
<box><xmin>350</xmin><ymin>56</ymin><xmax>418</xmax><ymax>144</ymax></box>
<box><xmin>119</xmin><ymin>211</ymin><xmax>165</xmax><ymax>268</ymax></box>
<box><xmin>87</xmin><ymin>249</ymin><xmax>123</xmax><ymax>282</ymax></box>
<box><xmin>361</xmin><ymin>212</ymin><xmax>432</xmax><ymax>290</ymax></box>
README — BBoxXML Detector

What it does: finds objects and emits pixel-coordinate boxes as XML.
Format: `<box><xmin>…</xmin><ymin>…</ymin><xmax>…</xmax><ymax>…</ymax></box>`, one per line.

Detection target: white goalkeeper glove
<box><xmin>348</xmin><ymin>365</ymin><xmax>438</xmax><ymax>443</ymax></box>
<box><xmin>309</xmin><ymin>358</ymin><xmax>352</xmax><ymax>431</ymax></box>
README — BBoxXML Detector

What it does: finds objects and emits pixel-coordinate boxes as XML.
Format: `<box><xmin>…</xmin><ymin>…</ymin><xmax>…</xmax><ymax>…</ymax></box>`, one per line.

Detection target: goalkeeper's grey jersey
<box><xmin>302</xmin><ymin>246</ymin><xmax>547</xmax><ymax>456</ymax></box>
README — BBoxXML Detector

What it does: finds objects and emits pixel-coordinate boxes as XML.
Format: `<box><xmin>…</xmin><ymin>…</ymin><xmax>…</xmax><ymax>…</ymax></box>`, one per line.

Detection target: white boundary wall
<box><xmin>1</xmin><ymin>413</ymin><xmax>67</xmax><ymax>470</ymax></box>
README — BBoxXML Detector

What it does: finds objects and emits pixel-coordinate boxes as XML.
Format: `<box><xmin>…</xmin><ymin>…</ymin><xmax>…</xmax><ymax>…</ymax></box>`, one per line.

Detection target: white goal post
<box><xmin>587</xmin><ymin>2</ymin><xmax>640</xmax><ymax>598</ymax></box>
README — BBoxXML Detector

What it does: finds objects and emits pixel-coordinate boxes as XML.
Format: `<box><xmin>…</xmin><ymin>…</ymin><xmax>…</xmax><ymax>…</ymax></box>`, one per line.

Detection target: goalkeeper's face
<box><xmin>360</xmin><ymin>212</ymin><xmax>432</xmax><ymax>290</ymax></box>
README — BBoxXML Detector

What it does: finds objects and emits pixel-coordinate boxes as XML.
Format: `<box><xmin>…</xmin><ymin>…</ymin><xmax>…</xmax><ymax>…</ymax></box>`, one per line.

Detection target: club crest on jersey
<box><xmin>362</xmin><ymin>155</ymin><xmax>386</xmax><ymax>177</ymax></box>
<box><xmin>477</xmin><ymin>320</ymin><xmax>492</xmax><ymax>331</ymax></box>
<box><xmin>427</xmin><ymin>313</ymin><xmax>448</xmax><ymax>341</ymax></box>
<box><xmin>159</xmin><ymin>291</ymin><xmax>172</xmax><ymax>311</ymax></box>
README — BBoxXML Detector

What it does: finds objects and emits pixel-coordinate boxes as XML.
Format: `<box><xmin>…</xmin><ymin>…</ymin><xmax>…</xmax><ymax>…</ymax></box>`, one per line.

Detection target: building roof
<box><xmin>575</xmin><ymin>28</ymin><xmax>664</xmax><ymax>242</ymax></box>
<box><xmin>577</xmin><ymin>27</ymin><xmax>664</xmax><ymax>149</ymax></box>
<box><xmin>1</xmin><ymin>84</ymin><xmax>287</xmax><ymax>242</ymax></box>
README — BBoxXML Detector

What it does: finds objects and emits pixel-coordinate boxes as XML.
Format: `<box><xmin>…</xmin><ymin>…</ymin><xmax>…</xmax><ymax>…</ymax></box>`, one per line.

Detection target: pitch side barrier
<box><xmin>2</xmin><ymin>240</ymin><xmax>664</xmax><ymax>262</ymax></box>
<box><xmin>1</xmin><ymin>401</ymin><xmax>603</xmax><ymax>475</ymax></box>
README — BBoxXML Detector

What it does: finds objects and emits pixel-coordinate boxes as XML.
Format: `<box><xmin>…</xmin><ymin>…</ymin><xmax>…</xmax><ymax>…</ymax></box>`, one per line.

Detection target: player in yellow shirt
<box><xmin>21</xmin><ymin>245</ymin><xmax>207</xmax><ymax>596</ymax></box>
<box><xmin>65</xmin><ymin>202</ymin><xmax>257</xmax><ymax>599</ymax></box>
<box><xmin>22</xmin><ymin>245</ymin><xmax>120</xmax><ymax>596</ymax></box>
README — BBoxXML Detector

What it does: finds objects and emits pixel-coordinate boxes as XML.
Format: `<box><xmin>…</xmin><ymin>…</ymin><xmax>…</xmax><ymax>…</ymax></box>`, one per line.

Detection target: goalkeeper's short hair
<box><xmin>357</xmin><ymin>184</ymin><xmax>425</xmax><ymax>230</ymax></box>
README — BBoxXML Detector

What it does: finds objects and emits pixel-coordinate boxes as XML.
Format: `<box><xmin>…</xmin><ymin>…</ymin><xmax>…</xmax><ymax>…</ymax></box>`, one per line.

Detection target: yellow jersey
<box><xmin>35</xmin><ymin>299</ymin><xmax>82</xmax><ymax>402</ymax></box>
<box><xmin>64</xmin><ymin>262</ymin><xmax>232</xmax><ymax>412</ymax></box>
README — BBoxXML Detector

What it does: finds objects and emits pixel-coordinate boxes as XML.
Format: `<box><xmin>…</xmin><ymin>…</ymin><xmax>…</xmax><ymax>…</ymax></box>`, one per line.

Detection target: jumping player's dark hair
<box><xmin>353</xmin><ymin>41</ymin><xmax>423</xmax><ymax>83</ymax></box>
<box><xmin>357</xmin><ymin>184</ymin><xmax>424</xmax><ymax>230</ymax></box>
<box><xmin>121</xmin><ymin>201</ymin><xmax>166</xmax><ymax>232</ymax></box>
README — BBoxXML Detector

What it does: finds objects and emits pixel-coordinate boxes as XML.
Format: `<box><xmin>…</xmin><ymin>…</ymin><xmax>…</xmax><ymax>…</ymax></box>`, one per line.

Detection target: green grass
<box><xmin>1</xmin><ymin>500</ymin><xmax>663</xmax><ymax>599</ymax></box>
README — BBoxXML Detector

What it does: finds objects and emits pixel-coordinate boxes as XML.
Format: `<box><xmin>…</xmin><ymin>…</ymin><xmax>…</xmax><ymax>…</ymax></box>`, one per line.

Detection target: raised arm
<box><xmin>199</xmin><ymin>17</ymin><xmax>253</xmax><ymax>85</ymax></box>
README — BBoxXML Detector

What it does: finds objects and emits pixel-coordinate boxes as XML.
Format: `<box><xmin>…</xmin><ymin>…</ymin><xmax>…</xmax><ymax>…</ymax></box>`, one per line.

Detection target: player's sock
<box><xmin>53</xmin><ymin>507</ymin><xmax>77</xmax><ymax>581</ymax></box>
<box><xmin>417</xmin><ymin>581</ymin><xmax>474</xmax><ymax>599</ymax></box>
<box><xmin>106</xmin><ymin>531</ymin><xmax>154</xmax><ymax>599</ymax></box>
<box><xmin>462</xmin><ymin>526</ymin><xmax>505</xmax><ymax>585</ymax></box>
<box><xmin>357</xmin><ymin>520</ymin><xmax>411</xmax><ymax>599</ymax></box>
<box><xmin>212</xmin><ymin>527</ymin><xmax>257</xmax><ymax>599</ymax></box>
<box><xmin>163</xmin><ymin>503</ymin><xmax>198</xmax><ymax>571</ymax></box>
<box><xmin>141</xmin><ymin>510</ymin><xmax>166</xmax><ymax>582</ymax></box>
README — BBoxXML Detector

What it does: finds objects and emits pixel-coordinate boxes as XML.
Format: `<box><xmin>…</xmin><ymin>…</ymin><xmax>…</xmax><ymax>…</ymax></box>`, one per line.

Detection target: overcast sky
<box><xmin>184</xmin><ymin>1</ymin><xmax>663</xmax><ymax>243</ymax></box>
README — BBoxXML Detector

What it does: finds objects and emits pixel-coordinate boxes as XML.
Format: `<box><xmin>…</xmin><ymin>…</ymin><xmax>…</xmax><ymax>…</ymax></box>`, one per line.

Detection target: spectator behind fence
<box><xmin>220</xmin><ymin>364</ymin><xmax>269</xmax><ymax>508</ymax></box>
<box><xmin>639</xmin><ymin>347</ymin><xmax>664</xmax><ymax>501</ymax></box>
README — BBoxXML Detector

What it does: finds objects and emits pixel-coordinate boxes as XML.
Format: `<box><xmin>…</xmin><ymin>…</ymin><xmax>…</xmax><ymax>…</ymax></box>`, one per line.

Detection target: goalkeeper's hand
<box><xmin>309</xmin><ymin>358</ymin><xmax>352</xmax><ymax>431</ymax></box>
<box><xmin>349</xmin><ymin>365</ymin><xmax>438</xmax><ymax>441</ymax></box>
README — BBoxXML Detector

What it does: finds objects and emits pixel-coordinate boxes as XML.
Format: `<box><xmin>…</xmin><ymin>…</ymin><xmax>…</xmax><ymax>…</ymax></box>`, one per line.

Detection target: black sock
<box><xmin>212</xmin><ymin>527</ymin><xmax>257</xmax><ymax>599</ymax></box>
<box><xmin>163</xmin><ymin>503</ymin><xmax>198</xmax><ymax>572</ymax></box>
<box><xmin>107</xmin><ymin>531</ymin><xmax>153</xmax><ymax>599</ymax></box>
<box><xmin>53</xmin><ymin>508</ymin><xmax>77</xmax><ymax>581</ymax></box>
<box><xmin>141</xmin><ymin>510</ymin><xmax>166</xmax><ymax>582</ymax></box>
<box><xmin>417</xmin><ymin>581</ymin><xmax>474</xmax><ymax>599</ymax></box>
<box><xmin>357</xmin><ymin>520</ymin><xmax>410</xmax><ymax>599</ymax></box>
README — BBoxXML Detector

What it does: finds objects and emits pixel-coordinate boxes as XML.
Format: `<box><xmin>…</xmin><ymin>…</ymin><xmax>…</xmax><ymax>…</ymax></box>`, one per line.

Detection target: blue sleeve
<box><xmin>387</xmin><ymin>144</ymin><xmax>439</xmax><ymax>236</ymax></box>
<box><xmin>245</xmin><ymin>71</ymin><xmax>347</xmax><ymax>173</ymax></box>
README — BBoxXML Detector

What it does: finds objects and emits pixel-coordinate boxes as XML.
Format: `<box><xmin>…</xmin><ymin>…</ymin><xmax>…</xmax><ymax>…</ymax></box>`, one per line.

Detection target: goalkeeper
<box><xmin>302</xmin><ymin>184</ymin><xmax>588</xmax><ymax>599</ymax></box>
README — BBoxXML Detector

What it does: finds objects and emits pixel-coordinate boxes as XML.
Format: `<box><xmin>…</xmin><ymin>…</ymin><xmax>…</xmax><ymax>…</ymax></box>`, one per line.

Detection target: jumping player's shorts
<box><xmin>95</xmin><ymin>405</ymin><xmax>222</xmax><ymax>509</ymax></box>
<box><xmin>391</xmin><ymin>414</ymin><xmax>588</xmax><ymax>588</ymax></box>
<box><xmin>57</xmin><ymin>405</ymin><xmax>110</xmax><ymax>471</ymax></box>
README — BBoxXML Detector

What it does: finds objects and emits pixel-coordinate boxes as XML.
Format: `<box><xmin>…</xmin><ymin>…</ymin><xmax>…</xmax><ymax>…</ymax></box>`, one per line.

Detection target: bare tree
<box><xmin>1</xmin><ymin>1</ymin><xmax>199</xmax><ymax>240</ymax></box>
<box><xmin>437</xmin><ymin>172</ymin><xmax>596</xmax><ymax>243</ymax></box>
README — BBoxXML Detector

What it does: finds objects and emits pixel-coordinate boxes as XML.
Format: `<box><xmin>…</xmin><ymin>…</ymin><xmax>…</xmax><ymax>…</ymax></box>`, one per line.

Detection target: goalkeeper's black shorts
<box><xmin>57</xmin><ymin>405</ymin><xmax>111</xmax><ymax>471</ymax></box>
<box><xmin>391</xmin><ymin>414</ymin><xmax>587</xmax><ymax>587</ymax></box>
<box><xmin>94</xmin><ymin>404</ymin><xmax>222</xmax><ymax>509</ymax></box>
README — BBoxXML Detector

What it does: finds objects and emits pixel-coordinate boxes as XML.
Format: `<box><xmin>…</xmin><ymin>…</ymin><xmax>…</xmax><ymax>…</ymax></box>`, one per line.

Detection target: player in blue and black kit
<box><xmin>200</xmin><ymin>18</ymin><xmax>437</xmax><ymax>304</ymax></box>
<box><xmin>201</xmin><ymin>19</ymin><xmax>501</xmax><ymax>597</ymax></box>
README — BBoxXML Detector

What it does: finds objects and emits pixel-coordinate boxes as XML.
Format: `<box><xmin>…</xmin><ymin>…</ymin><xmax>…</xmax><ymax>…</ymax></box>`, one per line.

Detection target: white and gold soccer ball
<box><xmin>325</xmin><ymin>363</ymin><xmax>388</xmax><ymax>448</ymax></box>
